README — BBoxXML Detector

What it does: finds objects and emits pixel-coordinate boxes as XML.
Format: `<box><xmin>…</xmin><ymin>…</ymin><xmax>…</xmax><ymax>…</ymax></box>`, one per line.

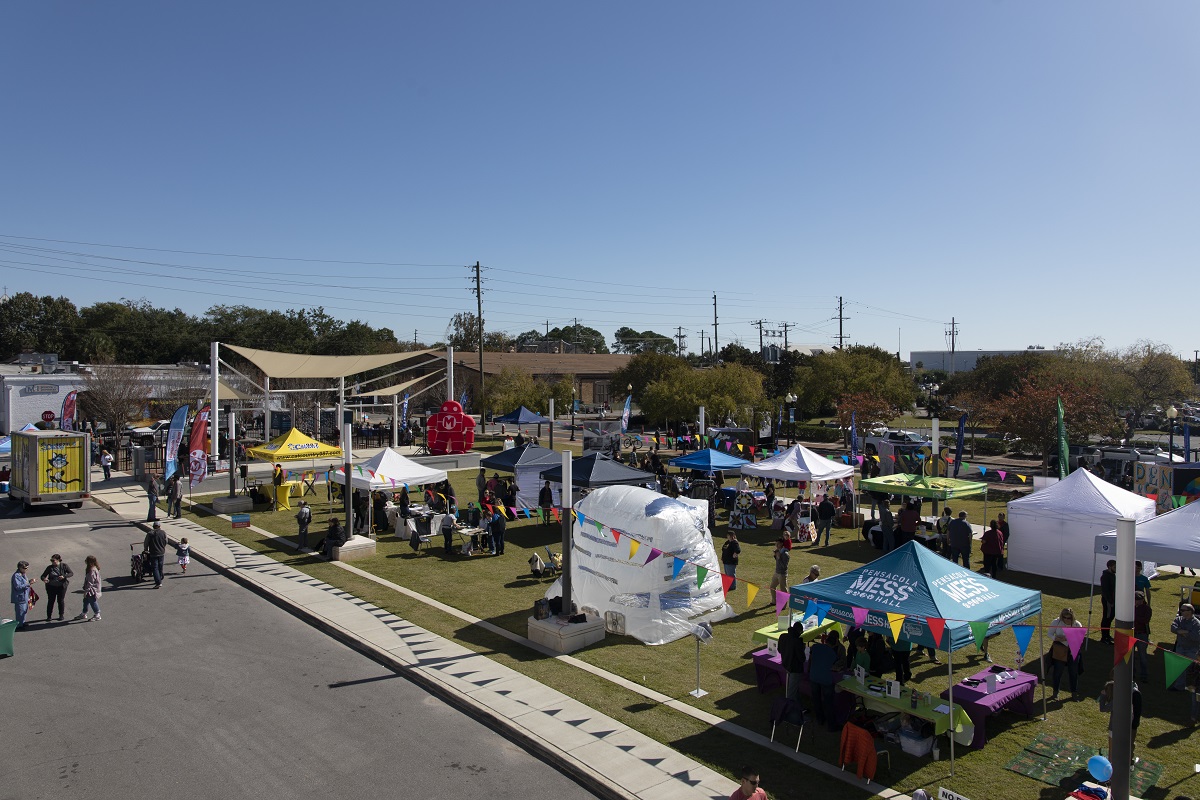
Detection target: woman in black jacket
<box><xmin>39</xmin><ymin>554</ymin><xmax>74</xmax><ymax>622</ymax></box>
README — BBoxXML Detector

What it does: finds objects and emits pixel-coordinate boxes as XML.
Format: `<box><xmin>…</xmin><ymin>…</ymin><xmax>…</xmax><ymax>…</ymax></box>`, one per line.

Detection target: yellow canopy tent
<box><xmin>245</xmin><ymin>428</ymin><xmax>344</xmax><ymax>462</ymax></box>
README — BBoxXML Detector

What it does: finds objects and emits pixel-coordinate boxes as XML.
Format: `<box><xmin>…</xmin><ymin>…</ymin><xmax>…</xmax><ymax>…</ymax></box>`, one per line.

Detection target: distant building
<box><xmin>909</xmin><ymin>348</ymin><xmax>1058</xmax><ymax>373</ymax></box>
<box><xmin>451</xmin><ymin>351</ymin><xmax>633</xmax><ymax>408</ymax></box>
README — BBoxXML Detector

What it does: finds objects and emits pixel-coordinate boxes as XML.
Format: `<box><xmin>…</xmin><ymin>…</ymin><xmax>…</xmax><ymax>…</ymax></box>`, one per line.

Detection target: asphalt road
<box><xmin>0</xmin><ymin>500</ymin><xmax>598</xmax><ymax>800</ymax></box>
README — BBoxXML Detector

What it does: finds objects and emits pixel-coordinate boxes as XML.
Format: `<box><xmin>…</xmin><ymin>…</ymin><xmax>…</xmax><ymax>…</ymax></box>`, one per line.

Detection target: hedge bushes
<box><xmin>793</xmin><ymin>424</ymin><xmax>843</xmax><ymax>443</ymax></box>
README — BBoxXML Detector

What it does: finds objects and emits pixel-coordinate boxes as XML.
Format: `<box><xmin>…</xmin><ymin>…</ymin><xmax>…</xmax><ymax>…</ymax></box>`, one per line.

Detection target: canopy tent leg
<box><xmin>1039</xmin><ymin>594</ymin><xmax>1048</xmax><ymax>720</ymax></box>
<box><xmin>1086</xmin><ymin>551</ymin><xmax>1097</xmax><ymax>653</ymax></box>
<box><xmin>948</xmin><ymin>644</ymin><xmax>955</xmax><ymax>776</ymax></box>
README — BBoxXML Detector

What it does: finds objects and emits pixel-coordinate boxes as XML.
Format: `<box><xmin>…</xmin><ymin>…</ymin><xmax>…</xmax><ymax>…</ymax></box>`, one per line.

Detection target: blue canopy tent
<box><xmin>0</xmin><ymin>436</ymin><xmax>9</xmax><ymax>457</ymax></box>
<box><xmin>494</xmin><ymin>405</ymin><xmax>554</xmax><ymax>441</ymax></box>
<box><xmin>667</xmin><ymin>448</ymin><xmax>749</xmax><ymax>472</ymax></box>
<box><xmin>789</xmin><ymin>541</ymin><xmax>1045</xmax><ymax>770</ymax></box>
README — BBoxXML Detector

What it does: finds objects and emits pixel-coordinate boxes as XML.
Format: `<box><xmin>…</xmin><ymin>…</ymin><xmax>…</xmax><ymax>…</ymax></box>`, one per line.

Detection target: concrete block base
<box><xmin>213</xmin><ymin>495</ymin><xmax>254</xmax><ymax>514</ymax></box>
<box><xmin>332</xmin><ymin>535</ymin><xmax>376</xmax><ymax>562</ymax></box>
<box><xmin>527</xmin><ymin>615</ymin><xmax>606</xmax><ymax>654</ymax></box>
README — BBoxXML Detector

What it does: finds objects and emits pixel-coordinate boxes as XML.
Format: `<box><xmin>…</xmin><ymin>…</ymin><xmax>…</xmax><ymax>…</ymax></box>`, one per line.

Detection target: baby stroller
<box><xmin>130</xmin><ymin>542</ymin><xmax>153</xmax><ymax>581</ymax></box>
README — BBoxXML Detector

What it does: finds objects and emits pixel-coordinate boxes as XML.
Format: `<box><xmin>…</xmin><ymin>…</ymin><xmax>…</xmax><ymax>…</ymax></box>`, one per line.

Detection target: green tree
<box><xmin>0</xmin><ymin>292</ymin><xmax>82</xmax><ymax>359</ymax></box>
<box><xmin>793</xmin><ymin>346</ymin><xmax>914</xmax><ymax>418</ymax></box>
<box><xmin>612</xmin><ymin>327</ymin><xmax>676</xmax><ymax>355</ymax></box>
<box><xmin>639</xmin><ymin>363</ymin><xmax>765</xmax><ymax>430</ymax></box>
<box><xmin>1115</xmin><ymin>341</ymin><xmax>1194</xmax><ymax>433</ymax></box>
<box><xmin>611</xmin><ymin>352</ymin><xmax>690</xmax><ymax>399</ymax></box>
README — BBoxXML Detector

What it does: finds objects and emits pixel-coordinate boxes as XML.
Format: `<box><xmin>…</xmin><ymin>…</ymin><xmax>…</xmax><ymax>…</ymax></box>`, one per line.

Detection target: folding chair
<box><xmin>768</xmin><ymin>697</ymin><xmax>805</xmax><ymax>751</ymax></box>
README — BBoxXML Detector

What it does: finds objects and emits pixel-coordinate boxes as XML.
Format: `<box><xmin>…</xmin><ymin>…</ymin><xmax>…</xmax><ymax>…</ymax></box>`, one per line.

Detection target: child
<box><xmin>176</xmin><ymin>537</ymin><xmax>191</xmax><ymax>574</ymax></box>
<box><xmin>73</xmin><ymin>555</ymin><xmax>102</xmax><ymax>622</ymax></box>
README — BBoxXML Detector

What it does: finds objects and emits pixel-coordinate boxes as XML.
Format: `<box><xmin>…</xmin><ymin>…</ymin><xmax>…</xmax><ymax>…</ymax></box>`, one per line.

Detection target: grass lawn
<box><xmin>177</xmin><ymin>466</ymin><xmax>1200</xmax><ymax>800</ymax></box>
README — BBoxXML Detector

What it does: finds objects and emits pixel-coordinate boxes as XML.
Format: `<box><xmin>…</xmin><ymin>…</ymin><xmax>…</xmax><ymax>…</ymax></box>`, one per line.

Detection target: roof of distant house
<box><xmin>452</xmin><ymin>351</ymin><xmax>633</xmax><ymax>377</ymax></box>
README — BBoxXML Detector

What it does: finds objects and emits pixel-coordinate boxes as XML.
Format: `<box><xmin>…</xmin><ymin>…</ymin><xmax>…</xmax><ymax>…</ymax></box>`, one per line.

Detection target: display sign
<box><xmin>231</xmin><ymin>513</ymin><xmax>251</xmax><ymax>529</ymax></box>
<box><xmin>938</xmin><ymin>788</ymin><xmax>971</xmax><ymax>800</ymax></box>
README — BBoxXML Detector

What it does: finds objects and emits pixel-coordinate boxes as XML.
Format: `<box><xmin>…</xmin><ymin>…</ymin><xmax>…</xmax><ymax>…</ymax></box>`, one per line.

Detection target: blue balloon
<box><xmin>1088</xmin><ymin>755</ymin><xmax>1113</xmax><ymax>782</ymax></box>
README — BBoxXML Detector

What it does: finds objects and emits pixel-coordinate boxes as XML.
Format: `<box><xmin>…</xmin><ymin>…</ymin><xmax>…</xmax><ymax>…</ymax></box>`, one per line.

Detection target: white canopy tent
<box><xmin>1094</xmin><ymin>500</ymin><xmax>1200</xmax><ymax>568</ymax></box>
<box><xmin>1006</xmin><ymin>468</ymin><xmax>1155</xmax><ymax>586</ymax></box>
<box><xmin>739</xmin><ymin>444</ymin><xmax>855</xmax><ymax>483</ymax></box>
<box><xmin>333</xmin><ymin>447</ymin><xmax>447</xmax><ymax>492</ymax></box>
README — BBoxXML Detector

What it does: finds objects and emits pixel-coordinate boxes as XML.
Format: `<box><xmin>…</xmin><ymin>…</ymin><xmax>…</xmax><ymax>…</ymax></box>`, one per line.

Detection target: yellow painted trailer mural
<box><xmin>9</xmin><ymin>430</ymin><xmax>92</xmax><ymax>510</ymax></box>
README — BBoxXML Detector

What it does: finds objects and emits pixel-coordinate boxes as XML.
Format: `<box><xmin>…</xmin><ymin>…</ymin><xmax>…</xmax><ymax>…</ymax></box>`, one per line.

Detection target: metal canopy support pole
<box><xmin>1038</xmin><ymin>597</ymin><xmax>1048</xmax><ymax>720</ymax></box>
<box><xmin>559</xmin><ymin>449</ymin><xmax>573</xmax><ymax>617</ymax></box>
<box><xmin>210</xmin><ymin>341</ymin><xmax>220</xmax><ymax>460</ymax></box>
<box><xmin>948</xmin><ymin>643</ymin><xmax>955</xmax><ymax>776</ymax></box>
<box><xmin>343</xmin><ymin>417</ymin><xmax>353</xmax><ymax>538</ymax></box>
<box><xmin>549</xmin><ymin>398</ymin><xmax>555</xmax><ymax>450</ymax></box>
<box><xmin>1111</xmin><ymin>517</ymin><xmax>1136</xmax><ymax>800</ymax></box>
<box><xmin>226</xmin><ymin>404</ymin><xmax>235</xmax><ymax>498</ymax></box>
<box><xmin>446</xmin><ymin>346</ymin><xmax>455</xmax><ymax>402</ymax></box>
<box><xmin>392</xmin><ymin>394</ymin><xmax>399</xmax><ymax>447</ymax></box>
<box><xmin>263</xmin><ymin>376</ymin><xmax>271</xmax><ymax>440</ymax></box>
<box><xmin>931</xmin><ymin>418</ymin><xmax>940</xmax><ymax>517</ymax></box>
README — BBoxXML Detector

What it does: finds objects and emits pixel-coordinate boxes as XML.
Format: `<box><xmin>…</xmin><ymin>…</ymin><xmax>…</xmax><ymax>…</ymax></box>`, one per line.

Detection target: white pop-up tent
<box><xmin>548</xmin><ymin>485</ymin><xmax>733</xmax><ymax>645</ymax></box>
<box><xmin>1006</xmin><ymin>468</ymin><xmax>1155</xmax><ymax>585</ymax></box>
<box><xmin>1094</xmin><ymin>500</ymin><xmax>1200</xmax><ymax>569</ymax></box>
<box><xmin>334</xmin><ymin>448</ymin><xmax>448</xmax><ymax>492</ymax></box>
<box><xmin>739</xmin><ymin>444</ymin><xmax>855</xmax><ymax>483</ymax></box>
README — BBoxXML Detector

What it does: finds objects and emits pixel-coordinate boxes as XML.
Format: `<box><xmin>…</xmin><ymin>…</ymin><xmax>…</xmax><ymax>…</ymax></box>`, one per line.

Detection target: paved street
<box><xmin>0</xmin><ymin>501</ymin><xmax>598</xmax><ymax>800</ymax></box>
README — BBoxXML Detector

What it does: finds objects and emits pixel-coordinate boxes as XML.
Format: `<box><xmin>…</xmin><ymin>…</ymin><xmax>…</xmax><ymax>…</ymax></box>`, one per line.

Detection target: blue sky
<box><xmin>2</xmin><ymin>2</ymin><xmax>1197</xmax><ymax>359</ymax></box>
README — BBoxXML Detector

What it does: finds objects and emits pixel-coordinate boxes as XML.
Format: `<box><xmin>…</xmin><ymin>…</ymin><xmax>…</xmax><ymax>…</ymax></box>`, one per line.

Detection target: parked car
<box><xmin>125</xmin><ymin>420</ymin><xmax>170</xmax><ymax>447</ymax></box>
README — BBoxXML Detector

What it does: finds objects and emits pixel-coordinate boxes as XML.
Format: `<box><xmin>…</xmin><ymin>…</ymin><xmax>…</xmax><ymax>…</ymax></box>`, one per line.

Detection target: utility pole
<box><xmin>675</xmin><ymin>326</ymin><xmax>686</xmax><ymax>355</ymax></box>
<box><xmin>946</xmin><ymin>317</ymin><xmax>959</xmax><ymax>375</ymax></box>
<box><xmin>471</xmin><ymin>262</ymin><xmax>484</xmax><ymax>408</ymax></box>
<box><xmin>574</xmin><ymin>317</ymin><xmax>580</xmax><ymax>353</ymax></box>
<box><xmin>752</xmin><ymin>320</ymin><xmax>766</xmax><ymax>359</ymax></box>
<box><xmin>780</xmin><ymin>321</ymin><xmax>794</xmax><ymax>354</ymax></box>
<box><xmin>712</xmin><ymin>294</ymin><xmax>719</xmax><ymax>359</ymax></box>
<box><xmin>836</xmin><ymin>297</ymin><xmax>849</xmax><ymax>349</ymax></box>
<box><xmin>413</xmin><ymin>329</ymin><xmax>418</xmax><ymax>348</ymax></box>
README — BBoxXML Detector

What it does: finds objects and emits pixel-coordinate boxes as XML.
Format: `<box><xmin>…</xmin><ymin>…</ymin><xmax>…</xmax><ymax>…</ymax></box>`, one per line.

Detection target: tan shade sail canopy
<box><xmin>224</xmin><ymin>344</ymin><xmax>438</xmax><ymax>379</ymax></box>
<box><xmin>351</xmin><ymin>374</ymin><xmax>428</xmax><ymax>399</ymax></box>
<box><xmin>208</xmin><ymin>380</ymin><xmax>253</xmax><ymax>402</ymax></box>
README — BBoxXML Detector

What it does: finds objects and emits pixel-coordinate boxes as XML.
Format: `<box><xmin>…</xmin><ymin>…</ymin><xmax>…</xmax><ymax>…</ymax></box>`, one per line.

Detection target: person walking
<box><xmin>39</xmin><ymin>554</ymin><xmax>74</xmax><ymax>622</ymax></box>
<box><xmin>981</xmin><ymin>519</ymin><xmax>1005</xmax><ymax>578</ymax></box>
<box><xmin>1170</xmin><ymin>603</ymin><xmax>1200</xmax><ymax>691</ymax></box>
<box><xmin>768</xmin><ymin>538</ymin><xmax>790</xmax><ymax>595</ymax></box>
<box><xmin>175</xmin><ymin>538</ymin><xmax>191</xmax><ymax>574</ymax></box>
<box><xmin>146</xmin><ymin>474</ymin><xmax>160</xmax><ymax>522</ymax></box>
<box><xmin>947</xmin><ymin>511</ymin><xmax>973</xmax><ymax>568</ymax></box>
<box><xmin>167</xmin><ymin>475</ymin><xmax>184</xmax><ymax>519</ymax></box>
<box><xmin>721</xmin><ymin>531</ymin><xmax>741</xmax><ymax>591</ymax></box>
<box><xmin>1048</xmin><ymin>607</ymin><xmax>1083</xmax><ymax>699</ymax></box>
<box><xmin>475</xmin><ymin>467</ymin><xmax>488</xmax><ymax>504</ymax></box>
<box><xmin>815</xmin><ymin>494</ymin><xmax>837</xmax><ymax>547</ymax></box>
<box><xmin>100</xmin><ymin>449</ymin><xmax>114</xmax><ymax>481</ymax></box>
<box><xmin>538</xmin><ymin>481</ymin><xmax>554</xmax><ymax>527</ymax></box>
<box><xmin>10</xmin><ymin>560</ymin><xmax>34</xmax><ymax>629</ymax></box>
<box><xmin>144</xmin><ymin>522</ymin><xmax>167</xmax><ymax>588</ymax></box>
<box><xmin>72</xmin><ymin>555</ymin><xmax>102</xmax><ymax>621</ymax></box>
<box><xmin>295</xmin><ymin>500</ymin><xmax>312</xmax><ymax>551</ymax></box>
<box><xmin>1099</xmin><ymin>559</ymin><xmax>1117</xmax><ymax>644</ymax></box>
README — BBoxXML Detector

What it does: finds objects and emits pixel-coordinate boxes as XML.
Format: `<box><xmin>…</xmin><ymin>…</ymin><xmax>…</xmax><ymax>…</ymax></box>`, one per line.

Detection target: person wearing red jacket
<box><xmin>981</xmin><ymin>519</ymin><xmax>1005</xmax><ymax>578</ymax></box>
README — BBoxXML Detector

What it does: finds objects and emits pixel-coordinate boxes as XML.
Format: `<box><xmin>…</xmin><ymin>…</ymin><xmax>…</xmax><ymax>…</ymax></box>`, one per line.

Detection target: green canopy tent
<box><xmin>860</xmin><ymin>473</ymin><xmax>991</xmax><ymax>525</ymax></box>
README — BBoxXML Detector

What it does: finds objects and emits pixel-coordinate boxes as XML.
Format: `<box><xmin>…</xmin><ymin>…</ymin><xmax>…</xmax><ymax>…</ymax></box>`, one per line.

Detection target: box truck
<box><xmin>9</xmin><ymin>430</ymin><xmax>92</xmax><ymax>510</ymax></box>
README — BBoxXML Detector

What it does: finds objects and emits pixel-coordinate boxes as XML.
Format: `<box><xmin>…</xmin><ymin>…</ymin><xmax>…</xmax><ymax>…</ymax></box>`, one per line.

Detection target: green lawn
<box><xmin>177</xmin><ymin>467</ymin><xmax>1200</xmax><ymax>800</ymax></box>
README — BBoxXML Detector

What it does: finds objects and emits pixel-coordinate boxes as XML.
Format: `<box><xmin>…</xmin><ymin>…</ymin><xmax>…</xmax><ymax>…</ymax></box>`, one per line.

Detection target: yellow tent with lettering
<box><xmin>245</xmin><ymin>428</ymin><xmax>344</xmax><ymax>462</ymax></box>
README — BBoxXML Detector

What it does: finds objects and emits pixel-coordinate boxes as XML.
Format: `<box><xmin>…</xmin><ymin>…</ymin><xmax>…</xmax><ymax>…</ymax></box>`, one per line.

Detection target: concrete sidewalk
<box><xmin>90</xmin><ymin>474</ymin><xmax>745</xmax><ymax>800</ymax></box>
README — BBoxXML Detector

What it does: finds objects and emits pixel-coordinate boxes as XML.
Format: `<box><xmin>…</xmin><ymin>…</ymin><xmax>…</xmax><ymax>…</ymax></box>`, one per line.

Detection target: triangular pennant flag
<box><xmin>355</xmin><ymin>465</ymin><xmax>364</xmax><ymax>474</ymax></box>
<box><xmin>1164</xmin><ymin>650</ymin><xmax>1192</xmax><ymax>688</ymax></box>
<box><xmin>1011</xmin><ymin>625</ymin><xmax>1034</xmax><ymax>660</ymax></box>
<box><xmin>1017</xmin><ymin>474</ymin><xmax>1027</xmax><ymax>483</ymax></box>
<box><xmin>1113</xmin><ymin>630</ymin><xmax>1135</xmax><ymax>665</ymax></box>
<box><xmin>1062</xmin><ymin>626</ymin><xmax>1087</xmax><ymax>660</ymax></box>
<box><xmin>927</xmin><ymin>617</ymin><xmax>947</xmax><ymax>650</ymax></box>
<box><xmin>856</xmin><ymin>455</ymin><xmax>864</xmax><ymax>465</ymax></box>
<box><xmin>961</xmin><ymin>462</ymin><xmax>970</xmax><ymax>471</ymax></box>
<box><xmin>696</xmin><ymin>566</ymin><xmax>709</xmax><ymax>587</ymax></box>
<box><xmin>1161</xmin><ymin>652</ymin><xmax>1190</xmax><ymax>690</ymax></box>
<box><xmin>852</xmin><ymin>606</ymin><xmax>868</xmax><ymax>626</ymax></box>
<box><xmin>551</xmin><ymin>508</ymin><xmax>560</xmax><ymax>521</ymax></box>
<box><xmin>775</xmin><ymin>590</ymin><xmax>789</xmax><ymax>616</ymax></box>
<box><xmin>644</xmin><ymin>547</ymin><xmax>662</xmax><ymax>565</ymax></box>
<box><xmin>612</xmin><ymin>529</ymin><xmax>621</xmax><ymax>544</ymax></box>
<box><xmin>886</xmin><ymin>613</ymin><xmax>905</xmax><ymax>642</ymax></box>
<box><xmin>672</xmin><ymin>557</ymin><xmax>685</xmax><ymax>580</ymax></box>
<box><xmin>811</xmin><ymin>600</ymin><xmax>829</xmax><ymax>625</ymax></box>
<box><xmin>888</xmin><ymin>455</ymin><xmax>896</xmax><ymax>462</ymax></box>
<box><xmin>594</xmin><ymin>520</ymin><xmax>604</xmax><ymax>534</ymax></box>
<box><xmin>721</xmin><ymin>574</ymin><xmax>734</xmax><ymax>595</ymax></box>
<box><xmin>978</xmin><ymin>466</ymin><xmax>987</xmax><ymax>475</ymax></box>
<box><xmin>997</xmin><ymin>470</ymin><xmax>1007</xmax><ymax>481</ymax></box>
<box><xmin>841</xmin><ymin>456</ymin><xmax>849</xmax><ymax>463</ymax></box>
<box><xmin>522</xmin><ymin>508</ymin><xmax>531</xmax><ymax>518</ymax></box>
<box><xmin>749</xmin><ymin>446</ymin><xmax>756</xmax><ymax>455</ymax></box>
<box><xmin>969</xmin><ymin>621</ymin><xmax>989</xmax><ymax>650</ymax></box>
<box><xmin>746</xmin><ymin>583</ymin><xmax>760</xmax><ymax>608</ymax></box>
<box><xmin>508</xmin><ymin>507</ymin><xmax>518</xmax><ymax>519</ymax></box>
<box><xmin>574</xmin><ymin>510</ymin><xmax>583</xmax><ymax>525</ymax></box>
<box><xmin>1176</xmin><ymin>495</ymin><xmax>1188</xmax><ymax>509</ymax></box>
<box><xmin>628</xmin><ymin>539</ymin><xmax>640</xmax><ymax>560</ymax></box>
<box><xmin>737</xmin><ymin>444</ymin><xmax>744</xmax><ymax>452</ymax></box>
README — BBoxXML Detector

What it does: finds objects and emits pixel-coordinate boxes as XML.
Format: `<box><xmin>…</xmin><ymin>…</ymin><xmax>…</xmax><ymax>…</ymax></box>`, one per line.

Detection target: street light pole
<box><xmin>785</xmin><ymin>393</ymin><xmax>797</xmax><ymax>447</ymax></box>
<box><xmin>1168</xmin><ymin>405</ymin><xmax>1178</xmax><ymax>463</ymax></box>
<box><xmin>570</xmin><ymin>386</ymin><xmax>576</xmax><ymax>442</ymax></box>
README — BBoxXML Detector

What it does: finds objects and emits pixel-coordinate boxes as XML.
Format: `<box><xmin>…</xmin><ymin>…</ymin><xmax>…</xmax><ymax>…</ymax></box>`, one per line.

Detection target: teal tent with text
<box><xmin>789</xmin><ymin>541</ymin><xmax>1040</xmax><ymax>652</ymax></box>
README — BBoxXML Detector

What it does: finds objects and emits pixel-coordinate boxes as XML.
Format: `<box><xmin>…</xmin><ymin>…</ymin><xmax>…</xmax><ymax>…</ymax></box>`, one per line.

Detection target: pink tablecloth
<box><xmin>940</xmin><ymin>665</ymin><xmax>1037</xmax><ymax>748</ymax></box>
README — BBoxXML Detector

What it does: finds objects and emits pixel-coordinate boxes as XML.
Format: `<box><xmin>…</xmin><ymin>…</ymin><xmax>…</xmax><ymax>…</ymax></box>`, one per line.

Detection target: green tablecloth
<box><xmin>836</xmin><ymin>677</ymin><xmax>974</xmax><ymax>742</ymax></box>
<box><xmin>751</xmin><ymin>618</ymin><xmax>838</xmax><ymax>645</ymax></box>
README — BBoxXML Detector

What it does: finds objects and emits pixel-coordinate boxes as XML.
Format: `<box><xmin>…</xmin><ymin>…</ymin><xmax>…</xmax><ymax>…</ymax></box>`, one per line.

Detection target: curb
<box><xmin>94</xmin><ymin>496</ymin><xmax>633</xmax><ymax>800</ymax></box>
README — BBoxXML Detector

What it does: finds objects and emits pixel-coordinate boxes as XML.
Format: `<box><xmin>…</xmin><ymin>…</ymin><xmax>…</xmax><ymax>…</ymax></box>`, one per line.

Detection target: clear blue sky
<box><xmin>2</xmin><ymin>2</ymin><xmax>1197</xmax><ymax>359</ymax></box>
